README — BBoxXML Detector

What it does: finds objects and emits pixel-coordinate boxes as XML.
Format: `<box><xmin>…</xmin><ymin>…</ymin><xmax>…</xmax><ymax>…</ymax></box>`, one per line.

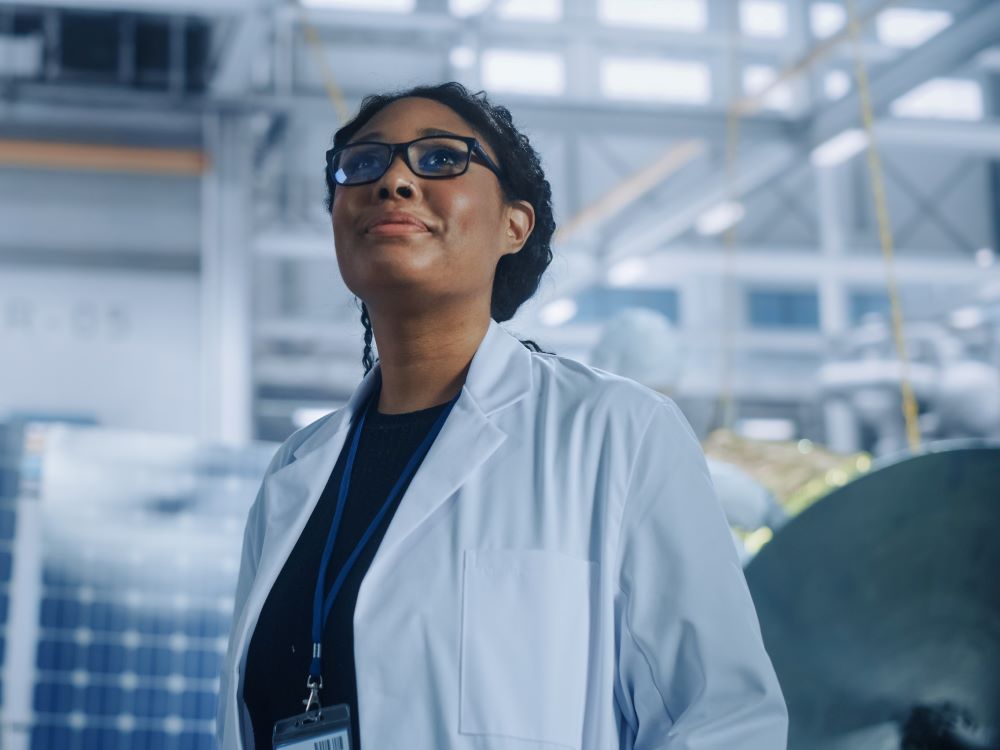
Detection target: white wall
<box><xmin>0</xmin><ymin>167</ymin><xmax>200</xmax><ymax>254</ymax></box>
<box><xmin>0</xmin><ymin>267</ymin><xmax>201</xmax><ymax>434</ymax></box>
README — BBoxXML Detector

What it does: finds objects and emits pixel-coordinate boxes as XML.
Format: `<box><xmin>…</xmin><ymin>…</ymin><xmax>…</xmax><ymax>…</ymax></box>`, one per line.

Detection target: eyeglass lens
<box><xmin>333</xmin><ymin>137</ymin><xmax>471</xmax><ymax>185</ymax></box>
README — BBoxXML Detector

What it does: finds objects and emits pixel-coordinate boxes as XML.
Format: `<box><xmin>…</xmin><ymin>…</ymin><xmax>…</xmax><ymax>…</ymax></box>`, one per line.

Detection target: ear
<box><xmin>502</xmin><ymin>199</ymin><xmax>535</xmax><ymax>256</ymax></box>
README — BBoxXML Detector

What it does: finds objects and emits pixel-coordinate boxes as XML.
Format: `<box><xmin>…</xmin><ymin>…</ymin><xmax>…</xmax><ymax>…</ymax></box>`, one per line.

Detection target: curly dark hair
<box><xmin>325</xmin><ymin>81</ymin><xmax>555</xmax><ymax>375</ymax></box>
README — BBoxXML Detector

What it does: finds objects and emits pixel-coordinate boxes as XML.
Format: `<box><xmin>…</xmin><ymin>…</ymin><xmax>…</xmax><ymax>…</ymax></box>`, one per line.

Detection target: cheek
<box><xmin>330</xmin><ymin>193</ymin><xmax>356</xmax><ymax>249</ymax></box>
<box><xmin>443</xmin><ymin>188</ymin><xmax>503</xmax><ymax>255</ymax></box>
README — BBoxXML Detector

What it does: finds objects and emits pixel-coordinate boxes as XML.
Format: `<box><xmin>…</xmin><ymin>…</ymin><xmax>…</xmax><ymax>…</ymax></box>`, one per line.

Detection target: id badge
<box><xmin>272</xmin><ymin>703</ymin><xmax>352</xmax><ymax>750</ymax></box>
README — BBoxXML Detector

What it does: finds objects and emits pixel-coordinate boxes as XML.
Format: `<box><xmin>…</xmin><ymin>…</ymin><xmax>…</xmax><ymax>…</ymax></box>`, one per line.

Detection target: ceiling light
<box><xmin>890</xmin><ymin>78</ymin><xmax>983</xmax><ymax>121</ymax></box>
<box><xmin>601</xmin><ymin>57</ymin><xmax>711</xmax><ymax>104</ymax></box>
<box><xmin>811</xmin><ymin>129</ymin><xmax>868</xmax><ymax>167</ymax></box>
<box><xmin>950</xmin><ymin>306</ymin><xmax>984</xmax><ymax>329</ymax></box>
<box><xmin>301</xmin><ymin>0</ymin><xmax>415</xmax><ymax>10</ymax></box>
<box><xmin>449</xmin><ymin>0</ymin><xmax>490</xmax><ymax>16</ymax></box>
<box><xmin>449</xmin><ymin>46</ymin><xmax>476</xmax><ymax>69</ymax></box>
<box><xmin>482</xmin><ymin>49</ymin><xmax>565</xmax><ymax>95</ymax></box>
<box><xmin>607</xmin><ymin>258</ymin><xmax>648</xmax><ymax>287</ymax></box>
<box><xmin>876</xmin><ymin>8</ymin><xmax>951</xmax><ymax>48</ymax></box>
<box><xmin>598</xmin><ymin>0</ymin><xmax>706</xmax><ymax>32</ymax></box>
<box><xmin>824</xmin><ymin>70</ymin><xmax>851</xmax><ymax>100</ymax></box>
<box><xmin>695</xmin><ymin>201</ymin><xmax>745</xmax><ymax>236</ymax></box>
<box><xmin>811</xmin><ymin>2</ymin><xmax>845</xmax><ymax>38</ymax></box>
<box><xmin>740</xmin><ymin>0</ymin><xmax>788</xmax><ymax>39</ymax></box>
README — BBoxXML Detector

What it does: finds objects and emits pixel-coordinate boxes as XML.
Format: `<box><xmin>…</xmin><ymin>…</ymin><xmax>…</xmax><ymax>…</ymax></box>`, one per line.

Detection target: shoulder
<box><xmin>526</xmin><ymin>346</ymin><xmax>683</xmax><ymax>429</ymax></box>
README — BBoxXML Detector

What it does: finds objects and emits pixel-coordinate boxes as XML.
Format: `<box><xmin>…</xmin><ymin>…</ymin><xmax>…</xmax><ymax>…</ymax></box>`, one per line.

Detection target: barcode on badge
<box><xmin>313</xmin><ymin>738</ymin><xmax>345</xmax><ymax>750</ymax></box>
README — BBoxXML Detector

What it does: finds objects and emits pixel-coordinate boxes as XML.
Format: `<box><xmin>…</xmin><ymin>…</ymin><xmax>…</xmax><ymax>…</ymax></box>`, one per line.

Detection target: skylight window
<box><xmin>301</xmin><ymin>0</ymin><xmax>415</xmax><ymax>11</ymax></box>
<box><xmin>482</xmin><ymin>49</ymin><xmax>565</xmax><ymax>96</ymax></box>
<box><xmin>451</xmin><ymin>0</ymin><xmax>489</xmax><ymax>15</ymax></box>
<box><xmin>601</xmin><ymin>57</ymin><xmax>711</xmax><ymax>104</ymax></box>
<box><xmin>890</xmin><ymin>78</ymin><xmax>983</xmax><ymax>120</ymax></box>
<box><xmin>743</xmin><ymin>65</ymin><xmax>793</xmax><ymax>111</ymax></box>
<box><xmin>598</xmin><ymin>0</ymin><xmax>707</xmax><ymax>32</ymax></box>
<box><xmin>810</xmin><ymin>2</ymin><xmax>845</xmax><ymax>38</ymax></box>
<box><xmin>876</xmin><ymin>8</ymin><xmax>952</xmax><ymax>48</ymax></box>
<box><xmin>740</xmin><ymin>0</ymin><xmax>788</xmax><ymax>39</ymax></box>
<box><xmin>450</xmin><ymin>0</ymin><xmax>561</xmax><ymax>21</ymax></box>
<box><xmin>498</xmin><ymin>0</ymin><xmax>561</xmax><ymax>21</ymax></box>
<box><xmin>824</xmin><ymin>69</ymin><xmax>851</xmax><ymax>100</ymax></box>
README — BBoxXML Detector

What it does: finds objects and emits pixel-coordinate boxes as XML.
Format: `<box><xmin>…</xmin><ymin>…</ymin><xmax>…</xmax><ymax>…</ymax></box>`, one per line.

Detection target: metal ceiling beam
<box><xmin>808</xmin><ymin>0</ymin><xmax>1000</xmax><ymax>149</ymax></box>
<box><xmin>290</xmin><ymin>5</ymin><xmax>900</xmax><ymax>65</ymax></box>
<box><xmin>607</xmin><ymin>0</ymin><xmax>1000</xmax><ymax>265</ymax></box>
<box><xmin>873</xmin><ymin>117</ymin><xmax>1000</xmax><ymax>156</ymax></box>
<box><xmin>209</xmin><ymin>11</ymin><xmax>268</xmax><ymax>96</ymax></box>
<box><xmin>249</xmin><ymin>91</ymin><xmax>796</xmax><ymax>141</ymax></box>
<box><xmin>11</xmin><ymin>0</ymin><xmax>256</xmax><ymax>14</ymax></box>
<box><xmin>605</xmin><ymin>141</ymin><xmax>799</xmax><ymax>263</ymax></box>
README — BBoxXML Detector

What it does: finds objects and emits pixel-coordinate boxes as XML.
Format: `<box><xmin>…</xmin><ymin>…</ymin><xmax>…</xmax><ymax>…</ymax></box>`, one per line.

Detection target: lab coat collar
<box><xmin>290</xmin><ymin>316</ymin><xmax>533</xmax><ymax>462</ymax></box>
<box><xmin>261</xmin><ymin>317</ymin><xmax>534</xmax><ymax>576</ymax></box>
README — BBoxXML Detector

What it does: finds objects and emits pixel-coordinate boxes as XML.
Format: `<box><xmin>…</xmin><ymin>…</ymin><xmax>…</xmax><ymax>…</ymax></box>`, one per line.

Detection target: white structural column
<box><xmin>1</xmin><ymin>491</ymin><xmax>43</xmax><ymax>750</ymax></box>
<box><xmin>815</xmin><ymin>162</ymin><xmax>860</xmax><ymax>453</ymax></box>
<box><xmin>201</xmin><ymin>111</ymin><xmax>254</xmax><ymax>444</ymax></box>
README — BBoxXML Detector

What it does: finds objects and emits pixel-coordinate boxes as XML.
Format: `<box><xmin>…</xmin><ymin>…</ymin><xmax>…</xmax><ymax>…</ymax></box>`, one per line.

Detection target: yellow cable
<box><xmin>845</xmin><ymin>0</ymin><xmax>922</xmax><ymax>451</ymax></box>
<box><xmin>296</xmin><ymin>3</ymin><xmax>351</xmax><ymax>125</ymax></box>
<box><xmin>718</xmin><ymin>3</ymin><xmax>743</xmax><ymax>432</ymax></box>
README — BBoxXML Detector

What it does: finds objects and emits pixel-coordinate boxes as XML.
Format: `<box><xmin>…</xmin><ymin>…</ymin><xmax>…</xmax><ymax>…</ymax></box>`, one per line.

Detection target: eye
<box><xmin>344</xmin><ymin>151</ymin><xmax>379</xmax><ymax>172</ymax></box>
<box><xmin>420</xmin><ymin>147</ymin><xmax>463</xmax><ymax>170</ymax></box>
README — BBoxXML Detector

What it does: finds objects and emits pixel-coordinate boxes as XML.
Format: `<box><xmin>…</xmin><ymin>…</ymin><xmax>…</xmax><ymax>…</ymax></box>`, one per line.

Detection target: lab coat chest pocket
<box><xmin>460</xmin><ymin>549</ymin><xmax>596</xmax><ymax>749</ymax></box>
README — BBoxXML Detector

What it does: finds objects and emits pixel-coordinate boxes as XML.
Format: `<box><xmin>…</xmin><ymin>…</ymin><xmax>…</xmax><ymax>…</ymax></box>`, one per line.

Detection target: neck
<box><xmin>368</xmin><ymin>308</ymin><xmax>490</xmax><ymax>415</ymax></box>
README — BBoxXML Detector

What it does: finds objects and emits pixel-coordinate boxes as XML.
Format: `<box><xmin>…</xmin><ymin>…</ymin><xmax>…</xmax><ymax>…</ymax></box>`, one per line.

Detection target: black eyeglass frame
<box><xmin>325</xmin><ymin>135</ymin><xmax>505</xmax><ymax>187</ymax></box>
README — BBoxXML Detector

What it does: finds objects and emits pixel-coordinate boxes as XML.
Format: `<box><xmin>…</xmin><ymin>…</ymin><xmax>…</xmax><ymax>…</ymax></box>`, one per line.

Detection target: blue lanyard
<box><xmin>308</xmin><ymin>371</ymin><xmax>461</xmax><ymax>686</ymax></box>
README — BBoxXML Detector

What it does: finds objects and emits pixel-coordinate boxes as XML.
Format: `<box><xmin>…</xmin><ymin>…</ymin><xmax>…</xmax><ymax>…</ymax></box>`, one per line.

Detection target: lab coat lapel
<box><xmin>256</xmin><ymin>318</ymin><xmax>532</xmax><ymax>593</ymax></box>
<box><xmin>368</xmin><ymin>318</ymin><xmax>533</xmax><ymax>571</ymax></box>
<box><xmin>371</xmin><ymin>393</ymin><xmax>503</xmax><ymax>565</ymax></box>
<box><xmin>256</xmin><ymin>365</ymin><xmax>379</xmax><ymax>583</ymax></box>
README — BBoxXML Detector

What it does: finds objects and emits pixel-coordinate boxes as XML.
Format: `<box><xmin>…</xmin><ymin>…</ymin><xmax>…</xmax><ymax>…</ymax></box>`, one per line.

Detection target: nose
<box><xmin>374</xmin><ymin>149</ymin><xmax>418</xmax><ymax>201</ymax></box>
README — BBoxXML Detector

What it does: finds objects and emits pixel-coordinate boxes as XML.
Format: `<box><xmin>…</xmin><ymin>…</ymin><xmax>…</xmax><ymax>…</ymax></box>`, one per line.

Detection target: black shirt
<box><xmin>244</xmin><ymin>390</ymin><xmax>451</xmax><ymax>749</ymax></box>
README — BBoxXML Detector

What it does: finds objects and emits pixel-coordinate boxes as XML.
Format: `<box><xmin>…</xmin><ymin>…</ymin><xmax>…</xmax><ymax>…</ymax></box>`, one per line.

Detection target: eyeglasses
<box><xmin>326</xmin><ymin>135</ymin><xmax>505</xmax><ymax>186</ymax></box>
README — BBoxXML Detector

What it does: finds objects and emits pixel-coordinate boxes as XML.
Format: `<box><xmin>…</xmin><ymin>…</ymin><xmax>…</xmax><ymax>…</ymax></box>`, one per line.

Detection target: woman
<box><xmin>217</xmin><ymin>82</ymin><xmax>787</xmax><ymax>750</ymax></box>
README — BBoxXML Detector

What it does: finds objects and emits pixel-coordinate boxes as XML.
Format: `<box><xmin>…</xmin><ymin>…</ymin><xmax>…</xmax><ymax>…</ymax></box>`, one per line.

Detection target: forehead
<box><xmin>351</xmin><ymin>97</ymin><xmax>499</xmax><ymax>162</ymax></box>
<box><xmin>354</xmin><ymin>97</ymin><xmax>472</xmax><ymax>140</ymax></box>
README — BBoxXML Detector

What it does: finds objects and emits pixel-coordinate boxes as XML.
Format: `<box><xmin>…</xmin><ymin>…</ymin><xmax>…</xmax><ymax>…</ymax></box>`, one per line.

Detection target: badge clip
<box><xmin>303</xmin><ymin>675</ymin><xmax>323</xmax><ymax>715</ymax></box>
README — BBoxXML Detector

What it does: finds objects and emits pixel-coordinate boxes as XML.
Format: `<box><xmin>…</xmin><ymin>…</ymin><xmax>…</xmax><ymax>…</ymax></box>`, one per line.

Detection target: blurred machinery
<box><xmin>591</xmin><ymin>308</ymin><xmax>823</xmax><ymax>563</ymax></box>
<box><xmin>744</xmin><ymin>443</ymin><xmax>1000</xmax><ymax>750</ymax></box>
<box><xmin>820</xmin><ymin>317</ymin><xmax>1000</xmax><ymax>457</ymax></box>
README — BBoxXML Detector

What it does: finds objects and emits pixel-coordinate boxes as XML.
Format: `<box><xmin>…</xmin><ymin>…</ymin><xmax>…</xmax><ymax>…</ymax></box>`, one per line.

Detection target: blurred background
<box><xmin>1</xmin><ymin>0</ymin><xmax>999</xmax><ymax>748</ymax></box>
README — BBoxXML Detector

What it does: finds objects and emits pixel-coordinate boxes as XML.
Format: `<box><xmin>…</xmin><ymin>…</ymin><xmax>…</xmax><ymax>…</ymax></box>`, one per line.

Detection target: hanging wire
<box><xmin>716</xmin><ymin>0</ymin><xmax>744</xmax><ymax>433</ymax></box>
<box><xmin>845</xmin><ymin>0</ymin><xmax>922</xmax><ymax>452</ymax></box>
<box><xmin>295</xmin><ymin>2</ymin><xmax>351</xmax><ymax>124</ymax></box>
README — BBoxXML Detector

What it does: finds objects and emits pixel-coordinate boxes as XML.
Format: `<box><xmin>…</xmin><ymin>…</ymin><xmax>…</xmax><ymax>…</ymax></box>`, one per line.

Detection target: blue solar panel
<box><xmin>0</xmin><ymin>431</ymin><xmax>17</xmax><ymax>722</ymax></box>
<box><xmin>5</xmin><ymin>422</ymin><xmax>278</xmax><ymax>750</ymax></box>
<box><xmin>0</xmin><ymin>506</ymin><xmax>16</xmax><ymax>540</ymax></box>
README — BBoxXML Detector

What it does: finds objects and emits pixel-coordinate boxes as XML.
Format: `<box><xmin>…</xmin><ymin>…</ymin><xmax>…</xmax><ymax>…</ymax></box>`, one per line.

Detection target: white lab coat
<box><xmin>217</xmin><ymin>318</ymin><xmax>787</xmax><ymax>749</ymax></box>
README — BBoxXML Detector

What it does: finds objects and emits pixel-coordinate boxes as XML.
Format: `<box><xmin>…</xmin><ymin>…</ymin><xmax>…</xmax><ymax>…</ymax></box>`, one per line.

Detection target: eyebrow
<box><xmin>351</xmin><ymin>127</ymin><xmax>466</xmax><ymax>142</ymax></box>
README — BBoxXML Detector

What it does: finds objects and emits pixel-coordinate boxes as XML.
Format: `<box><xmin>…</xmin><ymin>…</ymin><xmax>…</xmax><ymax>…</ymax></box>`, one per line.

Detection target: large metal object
<box><xmin>745</xmin><ymin>443</ymin><xmax>1000</xmax><ymax>750</ymax></box>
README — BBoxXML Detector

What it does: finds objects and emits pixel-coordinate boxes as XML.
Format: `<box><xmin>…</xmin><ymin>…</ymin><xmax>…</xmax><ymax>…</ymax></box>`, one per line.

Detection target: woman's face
<box><xmin>331</xmin><ymin>97</ymin><xmax>534</xmax><ymax>318</ymax></box>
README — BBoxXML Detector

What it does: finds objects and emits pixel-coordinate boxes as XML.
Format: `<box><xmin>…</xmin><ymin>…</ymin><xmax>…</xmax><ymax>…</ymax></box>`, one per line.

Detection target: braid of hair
<box><xmin>360</xmin><ymin>300</ymin><xmax>377</xmax><ymax>375</ymax></box>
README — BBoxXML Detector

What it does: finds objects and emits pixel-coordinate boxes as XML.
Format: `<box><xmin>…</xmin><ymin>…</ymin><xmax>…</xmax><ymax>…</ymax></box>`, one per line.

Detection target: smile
<box><xmin>366</xmin><ymin>223</ymin><xmax>431</xmax><ymax>235</ymax></box>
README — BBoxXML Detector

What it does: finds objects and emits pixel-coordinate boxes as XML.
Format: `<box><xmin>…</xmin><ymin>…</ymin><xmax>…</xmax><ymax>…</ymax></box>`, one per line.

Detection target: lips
<box><xmin>365</xmin><ymin>211</ymin><xmax>431</xmax><ymax>233</ymax></box>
